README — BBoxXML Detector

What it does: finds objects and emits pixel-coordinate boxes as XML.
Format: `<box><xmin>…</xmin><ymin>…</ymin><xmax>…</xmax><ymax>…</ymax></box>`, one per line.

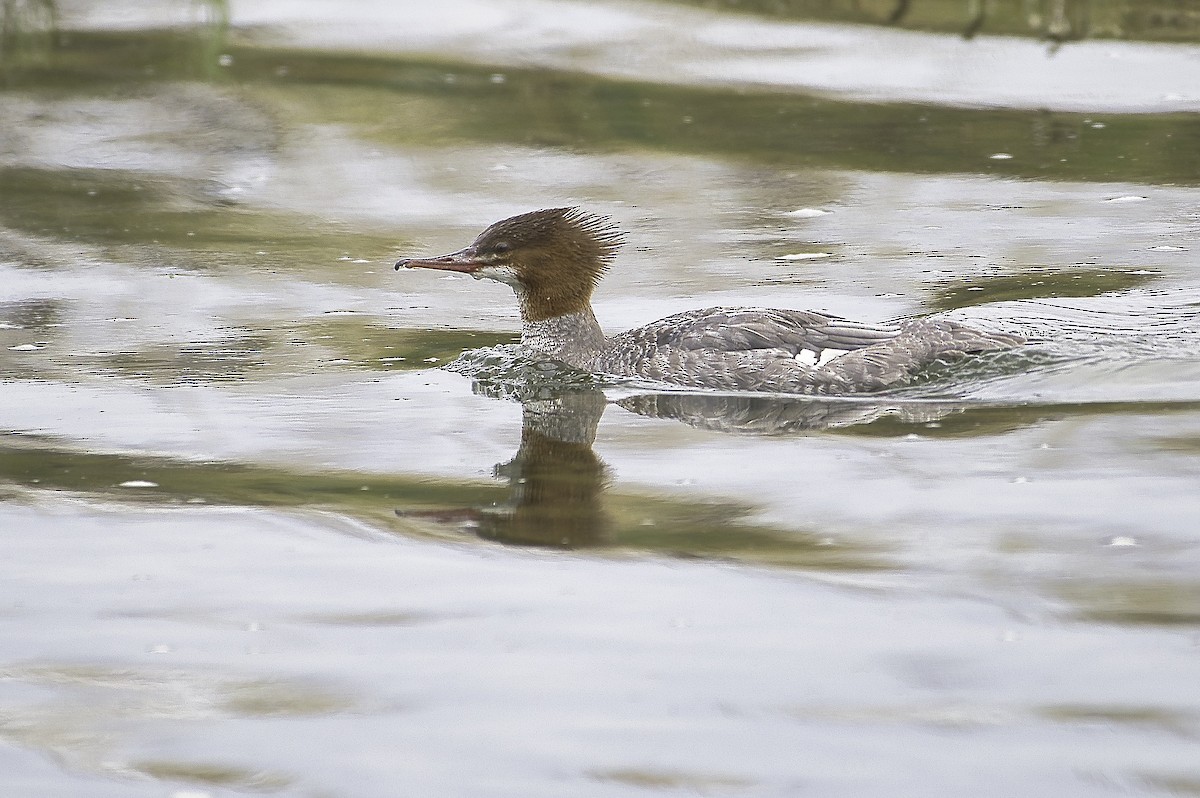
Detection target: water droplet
<box><xmin>989</xmin><ymin>153</ymin><xmax>1013</xmax><ymax>160</ymax></box>
<box><xmin>120</xmin><ymin>480</ymin><xmax>158</xmax><ymax>488</ymax></box>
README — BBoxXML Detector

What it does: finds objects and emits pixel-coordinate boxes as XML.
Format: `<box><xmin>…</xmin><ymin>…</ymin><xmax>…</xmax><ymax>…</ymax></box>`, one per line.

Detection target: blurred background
<box><xmin>2</xmin><ymin>1</ymin><xmax>1200</xmax><ymax>796</ymax></box>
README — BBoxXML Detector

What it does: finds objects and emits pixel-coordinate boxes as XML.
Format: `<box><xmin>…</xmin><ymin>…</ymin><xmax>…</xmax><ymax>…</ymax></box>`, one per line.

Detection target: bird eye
<box><xmin>492</xmin><ymin>241</ymin><xmax>512</xmax><ymax>254</ymax></box>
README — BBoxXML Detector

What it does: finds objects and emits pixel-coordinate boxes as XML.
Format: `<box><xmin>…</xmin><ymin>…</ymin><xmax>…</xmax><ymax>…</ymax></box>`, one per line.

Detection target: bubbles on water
<box><xmin>944</xmin><ymin>285</ymin><xmax>1200</xmax><ymax>404</ymax></box>
<box><xmin>445</xmin><ymin>344</ymin><xmax>596</xmax><ymax>401</ymax></box>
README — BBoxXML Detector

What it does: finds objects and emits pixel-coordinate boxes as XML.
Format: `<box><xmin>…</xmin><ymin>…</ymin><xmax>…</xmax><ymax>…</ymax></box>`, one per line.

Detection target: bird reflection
<box><xmin>398</xmin><ymin>389</ymin><xmax>612</xmax><ymax>548</ymax></box>
<box><xmin>483</xmin><ymin>390</ymin><xmax>611</xmax><ymax>547</ymax></box>
<box><xmin>616</xmin><ymin>392</ymin><xmax>961</xmax><ymax>434</ymax></box>
<box><xmin>398</xmin><ymin>382</ymin><xmax>970</xmax><ymax>549</ymax></box>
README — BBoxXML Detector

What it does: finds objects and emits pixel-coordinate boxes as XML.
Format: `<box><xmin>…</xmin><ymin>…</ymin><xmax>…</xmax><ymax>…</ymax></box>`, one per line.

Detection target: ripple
<box><xmin>445</xmin><ymin>344</ymin><xmax>598</xmax><ymax>401</ymax></box>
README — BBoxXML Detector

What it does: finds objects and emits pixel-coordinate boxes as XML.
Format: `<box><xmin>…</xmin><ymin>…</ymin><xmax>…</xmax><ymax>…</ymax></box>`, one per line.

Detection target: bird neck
<box><xmin>518</xmin><ymin>303</ymin><xmax>607</xmax><ymax>371</ymax></box>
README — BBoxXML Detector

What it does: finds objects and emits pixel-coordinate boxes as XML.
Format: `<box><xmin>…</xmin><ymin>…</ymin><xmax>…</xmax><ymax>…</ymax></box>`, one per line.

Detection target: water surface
<box><xmin>3</xmin><ymin>1</ymin><xmax>1200</xmax><ymax>795</ymax></box>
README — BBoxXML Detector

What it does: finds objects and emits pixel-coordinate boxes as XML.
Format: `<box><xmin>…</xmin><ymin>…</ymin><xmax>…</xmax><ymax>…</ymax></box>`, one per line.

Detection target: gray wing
<box><xmin>648</xmin><ymin>307</ymin><xmax>900</xmax><ymax>355</ymax></box>
<box><xmin>599</xmin><ymin>308</ymin><xmax>1020</xmax><ymax>394</ymax></box>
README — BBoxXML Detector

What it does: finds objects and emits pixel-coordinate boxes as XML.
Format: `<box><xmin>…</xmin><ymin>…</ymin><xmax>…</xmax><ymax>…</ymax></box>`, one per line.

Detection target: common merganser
<box><xmin>396</xmin><ymin>208</ymin><xmax>1021</xmax><ymax>394</ymax></box>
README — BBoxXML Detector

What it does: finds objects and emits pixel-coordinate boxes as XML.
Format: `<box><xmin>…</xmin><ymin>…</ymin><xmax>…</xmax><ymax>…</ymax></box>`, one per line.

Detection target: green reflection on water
<box><xmin>218</xmin><ymin>679</ymin><xmax>356</xmax><ymax>718</ymax></box>
<box><xmin>87</xmin><ymin>335</ymin><xmax>273</xmax><ymax>384</ymax></box>
<box><xmin>1138</xmin><ymin>773</ymin><xmax>1200</xmax><ymax>796</ymax></box>
<box><xmin>1057</xmin><ymin>579</ymin><xmax>1200</xmax><ymax>626</ymax></box>
<box><xmin>930</xmin><ymin>267</ymin><xmax>1161</xmax><ymax>311</ymax></box>
<box><xmin>0</xmin><ymin>434</ymin><xmax>888</xmax><ymax>571</ymax></box>
<box><xmin>242</xmin><ymin>47</ymin><xmax>1200</xmax><ymax>187</ymax></box>
<box><xmin>0</xmin><ymin>167</ymin><xmax>399</xmax><ymax>268</ymax></box>
<box><xmin>0</xmin><ymin>0</ymin><xmax>57</xmax><ymax>78</ymax></box>
<box><xmin>590</xmin><ymin>768</ymin><xmax>755</xmax><ymax>792</ymax></box>
<box><xmin>129</xmin><ymin>760</ymin><xmax>290</xmax><ymax>792</ymax></box>
<box><xmin>1037</xmin><ymin>704</ymin><xmax>1198</xmax><ymax>735</ymax></box>
<box><xmin>5</xmin><ymin>29</ymin><xmax>1199</xmax><ymax>187</ymax></box>
<box><xmin>300</xmin><ymin>319</ymin><xmax>516</xmax><ymax>372</ymax></box>
<box><xmin>49</xmin><ymin>325</ymin><xmax>514</xmax><ymax>384</ymax></box>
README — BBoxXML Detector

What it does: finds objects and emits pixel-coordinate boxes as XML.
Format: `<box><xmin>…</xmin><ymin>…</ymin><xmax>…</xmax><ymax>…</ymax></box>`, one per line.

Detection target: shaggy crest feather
<box><xmin>473</xmin><ymin>207</ymin><xmax>622</xmax><ymax>291</ymax></box>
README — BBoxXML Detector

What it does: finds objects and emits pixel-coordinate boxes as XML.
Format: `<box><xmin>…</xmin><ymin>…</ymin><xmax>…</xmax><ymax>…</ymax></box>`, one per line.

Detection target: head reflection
<box><xmin>398</xmin><ymin>389</ymin><xmax>611</xmax><ymax>548</ymax></box>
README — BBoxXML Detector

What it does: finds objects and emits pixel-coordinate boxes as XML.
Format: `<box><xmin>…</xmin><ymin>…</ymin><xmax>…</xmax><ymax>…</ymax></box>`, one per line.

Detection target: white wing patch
<box><xmin>817</xmin><ymin>348</ymin><xmax>849</xmax><ymax>366</ymax></box>
<box><xmin>796</xmin><ymin>348</ymin><xmax>850</xmax><ymax>367</ymax></box>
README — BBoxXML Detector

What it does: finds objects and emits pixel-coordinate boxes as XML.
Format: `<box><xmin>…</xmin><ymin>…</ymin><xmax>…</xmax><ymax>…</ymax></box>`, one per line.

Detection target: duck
<box><xmin>396</xmin><ymin>207</ymin><xmax>1021</xmax><ymax>394</ymax></box>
